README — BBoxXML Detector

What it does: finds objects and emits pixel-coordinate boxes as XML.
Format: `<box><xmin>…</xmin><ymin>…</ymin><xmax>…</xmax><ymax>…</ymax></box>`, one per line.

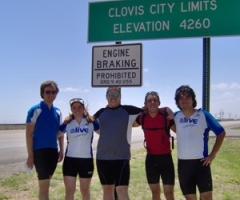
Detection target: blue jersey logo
<box><xmin>179</xmin><ymin>117</ymin><xmax>198</xmax><ymax>124</ymax></box>
<box><xmin>70</xmin><ymin>124</ymin><xmax>89</xmax><ymax>135</ymax></box>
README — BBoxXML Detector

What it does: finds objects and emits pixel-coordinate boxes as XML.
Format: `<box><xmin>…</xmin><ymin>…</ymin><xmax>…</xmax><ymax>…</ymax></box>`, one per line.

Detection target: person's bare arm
<box><xmin>26</xmin><ymin>123</ymin><xmax>35</xmax><ymax>169</ymax></box>
<box><xmin>57</xmin><ymin>130</ymin><xmax>64</xmax><ymax>138</ymax></box>
<box><xmin>58</xmin><ymin>134</ymin><xmax>64</xmax><ymax>162</ymax></box>
<box><xmin>170</xmin><ymin>124</ymin><xmax>176</xmax><ymax>132</ymax></box>
<box><xmin>166</xmin><ymin>108</ymin><xmax>176</xmax><ymax>132</ymax></box>
<box><xmin>132</xmin><ymin>121</ymin><xmax>140</xmax><ymax>127</ymax></box>
<box><xmin>95</xmin><ymin>129</ymin><xmax>100</xmax><ymax>134</ymax></box>
<box><xmin>201</xmin><ymin>131</ymin><xmax>226</xmax><ymax>166</ymax></box>
<box><xmin>165</xmin><ymin>107</ymin><xmax>174</xmax><ymax>120</ymax></box>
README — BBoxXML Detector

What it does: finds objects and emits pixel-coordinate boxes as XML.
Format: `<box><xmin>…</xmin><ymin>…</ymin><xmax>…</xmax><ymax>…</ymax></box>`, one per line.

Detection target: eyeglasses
<box><xmin>69</xmin><ymin>98</ymin><xmax>84</xmax><ymax>105</ymax></box>
<box><xmin>45</xmin><ymin>90</ymin><xmax>57</xmax><ymax>95</ymax></box>
<box><xmin>145</xmin><ymin>91</ymin><xmax>159</xmax><ymax>97</ymax></box>
<box><xmin>107</xmin><ymin>93</ymin><xmax>120</xmax><ymax>98</ymax></box>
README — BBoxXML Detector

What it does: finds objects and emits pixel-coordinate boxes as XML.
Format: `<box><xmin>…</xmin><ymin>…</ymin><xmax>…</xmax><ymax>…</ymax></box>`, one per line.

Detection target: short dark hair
<box><xmin>144</xmin><ymin>91</ymin><xmax>160</xmax><ymax>103</ymax></box>
<box><xmin>40</xmin><ymin>80</ymin><xmax>59</xmax><ymax>99</ymax></box>
<box><xmin>174</xmin><ymin>85</ymin><xmax>197</xmax><ymax>109</ymax></box>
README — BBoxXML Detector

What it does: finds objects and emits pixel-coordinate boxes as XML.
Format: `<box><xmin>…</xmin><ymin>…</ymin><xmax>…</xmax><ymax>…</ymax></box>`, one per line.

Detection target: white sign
<box><xmin>92</xmin><ymin>43</ymin><xmax>142</xmax><ymax>87</ymax></box>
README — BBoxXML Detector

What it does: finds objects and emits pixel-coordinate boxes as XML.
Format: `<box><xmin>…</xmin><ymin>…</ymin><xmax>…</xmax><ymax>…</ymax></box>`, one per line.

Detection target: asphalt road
<box><xmin>0</xmin><ymin>120</ymin><xmax>239</xmax><ymax>177</ymax></box>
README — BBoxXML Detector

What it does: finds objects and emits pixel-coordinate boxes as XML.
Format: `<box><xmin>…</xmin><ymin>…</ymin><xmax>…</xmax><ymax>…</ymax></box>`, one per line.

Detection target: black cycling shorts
<box><xmin>96</xmin><ymin>159</ymin><xmax>130</xmax><ymax>186</ymax></box>
<box><xmin>178</xmin><ymin>159</ymin><xmax>212</xmax><ymax>195</ymax></box>
<box><xmin>63</xmin><ymin>156</ymin><xmax>94</xmax><ymax>178</ymax></box>
<box><xmin>145</xmin><ymin>153</ymin><xmax>175</xmax><ymax>185</ymax></box>
<box><xmin>34</xmin><ymin>148</ymin><xmax>58</xmax><ymax>180</ymax></box>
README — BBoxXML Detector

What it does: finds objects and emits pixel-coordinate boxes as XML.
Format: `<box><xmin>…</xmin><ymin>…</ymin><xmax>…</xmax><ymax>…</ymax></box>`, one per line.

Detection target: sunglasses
<box><xmin>45</xmin><ymin>90</ymin><xmax>57</xmax><ymax>95</ymax></box>
<box><xmin>176</xmin><ymin>87</ymin><xmax>192</xmax><ymax>96</ymax></box>
<box><xmin>145</xmin><ymin>91</ymin><xmax>159</xmax><ymax>98</ymax></box>
<box><xmin>107</xmin><ymin>93</ymin><xmax>120</xmax><ymax>98</ymax></box>
<box><xmin>69</xmin><ymin>98</ymin><xmax>84</xmax><ymax>105</ymax></box>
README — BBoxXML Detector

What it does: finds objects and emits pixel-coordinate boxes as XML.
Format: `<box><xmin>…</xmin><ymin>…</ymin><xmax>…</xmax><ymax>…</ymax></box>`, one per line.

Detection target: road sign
<box><xmin>88</xmin><ymin>0</ymin><xmax>240</xmax><ymax>42</ymax></box>
<box><xmin>92</xmin><ymin>43</ymin><xmax>142</xmax><ymax>87</ymax></box>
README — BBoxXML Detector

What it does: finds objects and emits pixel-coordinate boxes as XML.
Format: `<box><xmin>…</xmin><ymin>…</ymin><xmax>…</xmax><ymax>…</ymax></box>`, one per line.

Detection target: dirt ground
<box><xmin>0</xmin><ymin>162</ymin><xmax>25</xmax><ymax>178</ymax></box>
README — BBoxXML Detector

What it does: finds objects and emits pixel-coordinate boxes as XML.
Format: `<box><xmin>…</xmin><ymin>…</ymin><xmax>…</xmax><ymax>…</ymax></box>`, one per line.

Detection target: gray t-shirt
<box><xmin>94</xmin><ymin>105</ymin><xmax>142</xmax><ymax>160</ymax></box>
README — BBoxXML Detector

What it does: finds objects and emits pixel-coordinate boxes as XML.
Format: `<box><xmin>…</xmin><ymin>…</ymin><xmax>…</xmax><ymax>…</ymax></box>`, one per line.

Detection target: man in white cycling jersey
<box><xmin>173</xmin><ymin>85</ymin><xmax>226</xmax><ymax>200</ymax></box>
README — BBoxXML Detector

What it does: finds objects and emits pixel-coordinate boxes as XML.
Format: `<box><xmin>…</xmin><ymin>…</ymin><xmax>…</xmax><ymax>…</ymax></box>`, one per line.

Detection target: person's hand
<box><xmin>26</xmin><ymin>155</ymin><xmax>34</xmax><ymax>169</ymax></box>
<box><xmin>63</xmin><ymin>115</ymin><xmax>72</xmax><ymax>124</ymax></box>
<box><xmin>58</xmin><ymin>150</ymin><xmax>64</xmax><ymax>162</ymax></box>
<box><xmin>201</xmin><ymin>154</ymin><xmax>215</xmax><ymax>166</ymax></box>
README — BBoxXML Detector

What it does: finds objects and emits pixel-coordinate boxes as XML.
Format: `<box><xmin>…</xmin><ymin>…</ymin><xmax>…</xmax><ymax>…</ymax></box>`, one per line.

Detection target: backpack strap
<box><xmin>162</xmin><ymin>107</ymin><xmax>175</xmax><ymax>139</ymax></box>
<box><xmin>141</xmin><ymin>112</ymin><xmax>147</xmax><ymax>149</ymax></box>
<box><xmin>162</xmin><ymin>107</ymin><xmax>174</xmax><ymax>149</ymax></box>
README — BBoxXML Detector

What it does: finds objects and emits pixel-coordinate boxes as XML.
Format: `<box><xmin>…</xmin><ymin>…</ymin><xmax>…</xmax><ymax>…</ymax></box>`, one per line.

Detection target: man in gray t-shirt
<box><xmin>94</xmin><ymin>86</ymin><xmax>142</xmax><ymax>200</ymax></box>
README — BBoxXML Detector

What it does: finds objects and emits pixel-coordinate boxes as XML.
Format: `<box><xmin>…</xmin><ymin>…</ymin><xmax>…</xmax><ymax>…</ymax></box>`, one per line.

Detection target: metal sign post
<box><xmin>202</xmin><ymin>38</ymin><xmax>210</xmax><ymax>111</ymax></box>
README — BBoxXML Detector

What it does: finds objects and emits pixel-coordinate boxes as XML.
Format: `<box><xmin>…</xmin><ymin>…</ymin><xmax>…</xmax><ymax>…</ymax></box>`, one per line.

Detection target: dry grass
<box><xmin>0</xmin><ymin>138</ymin><xmax>240</xmax><ymax>200</ymax></box>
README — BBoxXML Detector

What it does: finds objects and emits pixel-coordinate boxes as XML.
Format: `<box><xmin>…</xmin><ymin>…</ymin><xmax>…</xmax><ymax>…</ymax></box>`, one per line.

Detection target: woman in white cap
<box><xmin>58</xmin><ymin>98</ymin><xmax>99</xmax><ymax>200</ymax></box>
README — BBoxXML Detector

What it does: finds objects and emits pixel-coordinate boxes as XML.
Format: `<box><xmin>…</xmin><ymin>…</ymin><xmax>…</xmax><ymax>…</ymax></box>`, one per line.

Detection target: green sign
<box><xmin>88</xmin><ymin>0</ymin><xmax>240</xmax><ymax>42</ymax></box>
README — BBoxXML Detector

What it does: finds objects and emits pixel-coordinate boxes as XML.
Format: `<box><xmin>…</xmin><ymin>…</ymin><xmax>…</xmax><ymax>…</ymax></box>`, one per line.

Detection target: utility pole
<box><xmin>219</xmin><ymin>109</ymin><xmax>224</xmax><ymax>120</ymax></box>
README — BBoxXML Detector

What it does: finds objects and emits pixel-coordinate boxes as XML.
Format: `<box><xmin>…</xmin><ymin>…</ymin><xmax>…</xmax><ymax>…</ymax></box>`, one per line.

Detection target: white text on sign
<box><xmin>109</xmin><ymin>1</ymin><xmax>217</xmax><ymax>33</ymax></box>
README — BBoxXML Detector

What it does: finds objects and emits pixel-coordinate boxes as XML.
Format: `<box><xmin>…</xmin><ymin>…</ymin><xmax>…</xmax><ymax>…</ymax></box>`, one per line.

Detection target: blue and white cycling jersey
<box><xmin>59</xmin><ymin>118</ymin><xmax>99</xmax><ymax>158</ymax></box>
<box><xmin>26</xmin><ymin>101</ymin><xmax>62</xmax><ymax>150</ymax></box>
<box><xmin>174</xmin><ymin>109</ymin><xmax>224</xmax><ymax>159</ymax></box>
